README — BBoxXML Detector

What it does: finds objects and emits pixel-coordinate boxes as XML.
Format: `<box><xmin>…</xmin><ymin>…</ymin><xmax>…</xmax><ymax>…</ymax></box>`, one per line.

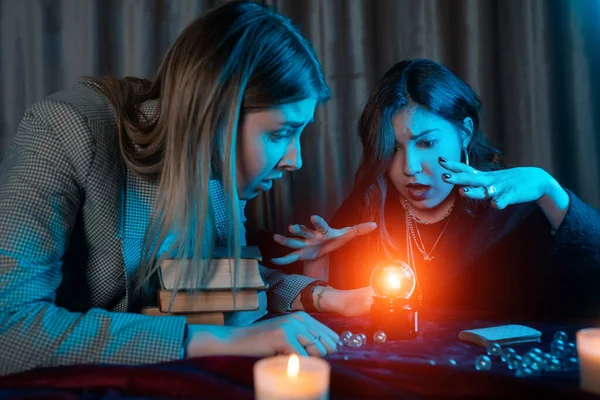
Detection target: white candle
<box><xmin>577</xmin><ymin>328</ymin><xmax>600</xmax><ymax>395</ymax></box>
<box><xmin>253</xmin><ymin>354</ymin><xmax>330</xmax><ymax>400</ymax></box>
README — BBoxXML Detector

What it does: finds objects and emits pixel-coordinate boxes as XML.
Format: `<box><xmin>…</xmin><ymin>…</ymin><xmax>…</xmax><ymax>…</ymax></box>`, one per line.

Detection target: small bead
<box><xmin>508</xmin><ymin>355</ymin><xmax>523</xmax><ymax>370</ymax></box>
<box><xmin>359</xmin><ymin>333</ymin><xmax>368</xmax><ymax>344</ymax></box>
<box><xmin>515</xmin><ymin>367</ymin><xmax>533</xmax><ymax>378</ymax></box>
<box><xmin>486</xmin><ymin>342</ymin><xmax>502</xmax><ymax>357</ymax></box>
<box><xmin>528</xmin><ymin>347</ymin><xmax>542</xmax><ymax>356</ymax></box>
<box><xmin>341</xmin><ymin>331</ymin><xmax>353</xmax><ymax>340</ymax></box>
<box><xmin>475</xmin><ymin>355</ymin><xmax>492</xmax><ymax>371</ymax></box>
<box><xmin>548</xmin><ymin>358</ymin><xmax>562</xmax><ymax>371</ymax></box>
<box><xmin>347</xmin><ymin>334</ymin><xmax>363</xmax><ymax>348</ymax></box>
<box><xmin>562</xmin><ymin>357</ymin><xmax>579</xmax><ymax>371</ymax></box>
<box><xmin>373</xmin><ymin>330</ymin><xmax>387</xmax><ymax>344</ymax></box>
<box><xmin>553</xmin><ymin>331</ymin><xmax>568</xmax><ymax>342</ymax></box>
<box><xmin>501</xmin><ymin>347</ymin><xmax>516</xmax><ymax>362</ymax></box>
<box><xmin>566</xmin><ymin>342</ymin><xmax>576</xmax><ymax>356</ymax></box>
<box><xmin>448</xmin><ymin>359</ymin><xmax>458</xmax><ymax>367</ymax></box>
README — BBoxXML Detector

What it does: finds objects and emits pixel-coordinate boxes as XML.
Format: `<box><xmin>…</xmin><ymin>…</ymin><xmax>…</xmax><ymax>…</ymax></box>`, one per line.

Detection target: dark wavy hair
<box><xmin>350</xmin><ymin>59</ymin><xmax>503</xmax><ymax>253</ymax></box>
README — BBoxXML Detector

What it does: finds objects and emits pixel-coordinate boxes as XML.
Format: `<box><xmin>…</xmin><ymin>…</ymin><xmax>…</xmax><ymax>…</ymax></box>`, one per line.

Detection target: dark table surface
<box><xmin>1</xmin><ymin>308</ymin><xmax>599</xmax><ymax>400</ymax></box>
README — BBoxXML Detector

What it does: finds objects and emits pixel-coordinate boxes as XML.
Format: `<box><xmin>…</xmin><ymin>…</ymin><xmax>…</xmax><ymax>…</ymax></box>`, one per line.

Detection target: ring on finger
<box><xmin>305</xmin><ymin>335</ymin><xmax>321</xmax><ymax>347</ymax></box>
<box><xmin>321</xmin><ymin>227</ymin><xmax>329</xmax><ymax>235</ymax></box>
<box><xmin>484</xmin><ymin>185</ymin><xmax>497</xmax><ymax>199</ymax></box>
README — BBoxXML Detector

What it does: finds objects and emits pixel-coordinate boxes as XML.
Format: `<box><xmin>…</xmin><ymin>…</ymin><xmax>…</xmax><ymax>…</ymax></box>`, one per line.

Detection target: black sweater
<box><xmin>327</xmin><ymin>186</ymin><xmax>600</xmax><ymax>320</ymax></box>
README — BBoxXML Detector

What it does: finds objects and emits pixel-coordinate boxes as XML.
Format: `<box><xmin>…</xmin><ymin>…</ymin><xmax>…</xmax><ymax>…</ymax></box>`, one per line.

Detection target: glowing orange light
<box><xmin>287</xmin><ymin>354</ymin><xmax>299</xmax><ymax>378</ymax></box>
<box><xmin>386</xmin><ymin>272</ymin><xmax>401</xmax><ymax>291</ymax></box>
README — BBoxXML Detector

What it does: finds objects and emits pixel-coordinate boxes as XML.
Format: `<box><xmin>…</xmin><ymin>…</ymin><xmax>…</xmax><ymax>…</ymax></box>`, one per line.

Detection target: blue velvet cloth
<box><xmin>0</xmin><ymin>309</ymin><xmax>597</xmax><ymax>400</ymax></box>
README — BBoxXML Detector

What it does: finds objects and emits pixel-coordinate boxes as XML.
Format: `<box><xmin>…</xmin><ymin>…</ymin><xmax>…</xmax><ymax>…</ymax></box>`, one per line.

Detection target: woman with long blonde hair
<box><xmin>0</xmin><ymin>0</ymin><xmax>370</xmax><ymax>375</ymax></box>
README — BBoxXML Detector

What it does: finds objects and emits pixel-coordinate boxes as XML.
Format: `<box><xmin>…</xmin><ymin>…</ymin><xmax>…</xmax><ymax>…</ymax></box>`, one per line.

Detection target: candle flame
<box><xmin>287</xmin><ymin>354</ymin><xmax>299</xmax><ymax>378</ymax></box>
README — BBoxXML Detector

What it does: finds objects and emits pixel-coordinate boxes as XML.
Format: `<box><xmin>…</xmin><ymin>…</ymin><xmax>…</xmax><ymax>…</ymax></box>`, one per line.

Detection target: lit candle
<box><xmin>253</xmin><ymin>354</ymin><xmax>330</xmax><ymax>400</ymax></box>
<box><xmin>577</xmin><ymin>328</ymin><xmax>600</xmax><ymax>395</ymax></box>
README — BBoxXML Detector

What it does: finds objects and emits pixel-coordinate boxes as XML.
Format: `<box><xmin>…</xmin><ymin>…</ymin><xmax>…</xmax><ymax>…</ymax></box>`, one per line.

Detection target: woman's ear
<box><xmin>461</xmin><ymin>117</ymin><xmax>473</xmax><ymax>148</ymax></box>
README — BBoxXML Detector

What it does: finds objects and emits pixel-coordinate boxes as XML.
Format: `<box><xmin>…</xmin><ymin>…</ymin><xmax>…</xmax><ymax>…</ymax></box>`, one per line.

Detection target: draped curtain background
<box><xmin>1</xmin><ymin>0</ymin><xmax>598</xmax><ymax>235</ymax></box>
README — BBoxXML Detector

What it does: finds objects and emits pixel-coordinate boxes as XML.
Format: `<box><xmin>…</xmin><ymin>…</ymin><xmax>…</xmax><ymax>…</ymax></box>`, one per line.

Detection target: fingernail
<box><xmin>462</xmin><ymin>187</ymin><xmax>469</xmax><ymax>192</ymax></box>
<box><xmin>443</xmin><ymin>173</ymin><xmax>451</xmax><ymax>179</ymax></box>
<box><xmin>439</xmin><ymin>157</ymin><xmax>447</xmax><ymax>163</ymax></box>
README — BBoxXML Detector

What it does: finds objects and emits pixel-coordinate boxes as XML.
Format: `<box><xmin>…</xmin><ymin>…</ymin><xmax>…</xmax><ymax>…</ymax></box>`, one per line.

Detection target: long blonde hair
<box><xmin>91</xmin><ymin>1</ymin><xmax>330</xmax><ymax>304</ymax></box>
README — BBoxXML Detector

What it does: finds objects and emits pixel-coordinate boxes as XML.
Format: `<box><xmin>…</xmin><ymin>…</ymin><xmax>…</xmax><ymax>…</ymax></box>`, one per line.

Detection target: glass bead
<box><xmin>347</xmin><ymin>334</ymin><xmax>363</xmax><ymax>348</ymax></box>
<box><xmin>522</xmin><ymin>352</ymin><xmax>536</xmax><ymax>366</ymax></box>
<box><xmin>337</xmin><ymin>340</ymin><xmax>345</xmax><ymax>349</ymax></box>
<box><xmin>548</xmin><ymin>358</ymin><xmax>562</xmax><ymax>371</ymax></box>
<box><xmin>486</xmin><ymin>342</ymin><xmax>502</xmax><ymax>357</ymax></box>
<box><xmin>529</xmin><ymin>363</ymin><xmax>542</xmax><ymax>376</ymax></box>
<box><xmin>528</xmin><ymin>357</ymin><xmax>543</xmax><ymax>372</ymax></box>
<box><xmin>562</xmin><ymin>357</ymin><xmax>579</xmax><ymax>371</ymax></box>
<box><xmin>448</xmin><ymin>359</ymin><xmax>458</xmax><ymax>367</ymax></box>
<box><xmin>359</xmin><ymin>333</ymin><xmax>367</xmax><ymax>344</ymax></box>
<box><xmin>551</xmin><ymin>339</ymin><xmax>565</xmax><ymax>349</ymax></box>
<box><xmin>550</xmin><ymin>343</ymin><xmax>566</xmax><ymax>358</ymax></box>
<box><xmin>373</xmin><ymin>330</ymin><xmax>387</xmax><ymax>344</ymax></box>
<box><xmin>515</xmin><ymin>367</ymin><xmax>533</xmax><ymax>378</ymax></box>
<box><xmin>429</xmin><ymin>360</ymin><xmax>437</xmax><ymax>366</ymax></box>
<box><xmin>475</xmin><ymin>355</ymin><xmax>492</xmax><ymax>371</ymax></box>
<box><xmin>528</xmin><ymin>347</ymin><xmax>542</xmax><ymax>356</ymax></box>
<box><xmin>553</xmin><ymin>331</ymin><xmax>568</xmax><ymax>342</ymax></box>
<box><xmin>341</xmin><ymin>331</ymin><xmax>353</xmax><ymax>341</ymax></box>
<box><xmin>501</xmin><ymin>347</ymin><xmax>516</xmax><ymax>362</ymax></box>
<box><xmin>508</xmin><ymin>355</ymin><xmax>523</xmax><ymax>370</ymax></box>
<box><xmin>343</xmin><ymin>355</ymin><xmax>349</xmax><ymax>361</ymax></box>
<box><xmin>566</xmin><ymin>342</ymin><xmax>576</xmax><ymax>356</ymax></box>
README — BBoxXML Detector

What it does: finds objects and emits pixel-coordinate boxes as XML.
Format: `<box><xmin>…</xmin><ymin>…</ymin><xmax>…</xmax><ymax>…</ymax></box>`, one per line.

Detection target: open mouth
<box><xmin>406</xmin><ymin>183</ymin><xmax>431</xmax><ymax>201</ymax></box>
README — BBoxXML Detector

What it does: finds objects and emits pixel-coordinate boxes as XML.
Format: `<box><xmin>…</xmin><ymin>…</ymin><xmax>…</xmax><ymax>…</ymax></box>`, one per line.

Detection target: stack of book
<box><xmin>141</xmin><ymin>246</ymin><xmax>266</xmax><ymax>325</ymax></box>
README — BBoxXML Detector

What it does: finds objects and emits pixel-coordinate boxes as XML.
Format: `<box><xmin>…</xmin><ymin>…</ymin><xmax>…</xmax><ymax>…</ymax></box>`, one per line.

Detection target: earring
<box><xmin>462</xmin><ymin>147</ymin><xmax>470</xmax><ymax>166</ymax></box>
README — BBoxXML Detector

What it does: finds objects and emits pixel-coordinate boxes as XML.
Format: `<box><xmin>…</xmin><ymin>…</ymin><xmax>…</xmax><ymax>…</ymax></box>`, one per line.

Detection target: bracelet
<box><xmin>300</xmin><ymin>280</ymin><xmax>329</xmax><ymax>313</ymax></box>
<box><xmin>315</xmin><ymin>287</ymin><xmax>331</xmax><ymax>313</ymax></box>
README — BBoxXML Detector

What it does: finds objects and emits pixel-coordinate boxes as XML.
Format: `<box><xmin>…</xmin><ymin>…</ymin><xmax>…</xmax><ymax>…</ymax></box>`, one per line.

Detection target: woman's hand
<box><xmin>185</xmin><ymin>312</ymin><xmax>340</xmax><ymax>358</ymax></box>
<box><xmin>318</xmin><ymin>286</ymin><xmax>374</xmax><ymax>317</ymax></box>
<box><xmin>439</xmin><ymin>158</ymin><xmax>569</xmax><ymax>229</ymax></box>
<box><xmin>270</xmin><ymin>214</ymin><xmax>377</xmax><ymax>265</ymax></box>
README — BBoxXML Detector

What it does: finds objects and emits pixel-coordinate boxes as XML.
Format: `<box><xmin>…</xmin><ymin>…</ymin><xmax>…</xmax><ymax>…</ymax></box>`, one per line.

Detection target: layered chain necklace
<box><xmin>403</xmin><ymin>197</ymin><xmax>453</xmax><ymax>262</ymax></box>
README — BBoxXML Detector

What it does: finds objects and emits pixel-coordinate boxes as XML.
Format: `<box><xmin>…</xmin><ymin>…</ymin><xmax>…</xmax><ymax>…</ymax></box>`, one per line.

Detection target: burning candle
<box><xmin>577</xmin><ymin>328</ymin><xmax>600</xmax><ymax>395</ymax></box>
<box><xmin>253</xmin><ymin>354</ymin><xmax>330</xmax><ymax>400</ymax></box>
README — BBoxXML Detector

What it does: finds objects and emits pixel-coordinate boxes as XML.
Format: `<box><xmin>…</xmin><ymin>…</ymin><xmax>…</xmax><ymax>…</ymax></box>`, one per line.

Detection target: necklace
<box><xmin>403</xmin><ymin>198</ymin><xmax>453</xmax><ymax>261</ymax></box>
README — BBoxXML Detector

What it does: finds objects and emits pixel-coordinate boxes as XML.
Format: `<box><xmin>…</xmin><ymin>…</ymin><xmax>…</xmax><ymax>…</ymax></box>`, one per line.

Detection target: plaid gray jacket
<box><xmin>0</xmin><ymin>80</ymin><xmax>315</xmax><ymax>375</ymax></box>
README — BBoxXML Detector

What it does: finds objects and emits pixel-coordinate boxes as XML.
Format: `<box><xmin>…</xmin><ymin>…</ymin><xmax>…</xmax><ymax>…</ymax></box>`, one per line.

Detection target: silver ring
<box><xmin>484</xmin><ymin>185</ymin><xmax>497</xmax><ymax>199</ymax></box>
<box><xmin>321</xmin><ymin>227</ymin><xmax>329</xmax><ymax>235</ymax></box>
<box><xmin>306</xmin><ymin>335</ymin><xmax>321</xmax><ymax>347</ymax></box>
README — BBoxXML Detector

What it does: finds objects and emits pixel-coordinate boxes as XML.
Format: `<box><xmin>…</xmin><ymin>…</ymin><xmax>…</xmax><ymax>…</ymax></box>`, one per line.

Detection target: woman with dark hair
<box><xmin>0</xmin><ymin>0</ymin><xmax>384</xmax><ymax>375</ymax></box>
<box><xmin>272</xmin><ymin>58</ymin><xmax>600</xmax><ymax>320</ymax></box>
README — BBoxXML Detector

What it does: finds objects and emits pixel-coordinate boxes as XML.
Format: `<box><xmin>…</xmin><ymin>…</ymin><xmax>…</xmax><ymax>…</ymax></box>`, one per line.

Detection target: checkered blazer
<box><xmin>0</xmin><ymin>80</ymin><xmax>315</xmax><ymax>375</ymax></box>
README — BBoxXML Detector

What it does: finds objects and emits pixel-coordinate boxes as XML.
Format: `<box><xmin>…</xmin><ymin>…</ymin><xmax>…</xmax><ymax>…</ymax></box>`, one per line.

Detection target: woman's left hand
<box><xmin>439</xmin><ymin>158</ymin><xmax>556</xmax><ymax>209</ymax></box>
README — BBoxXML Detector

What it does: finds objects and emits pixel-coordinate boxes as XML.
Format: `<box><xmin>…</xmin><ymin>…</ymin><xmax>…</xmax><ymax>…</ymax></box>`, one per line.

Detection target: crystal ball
<box><xmin>475</xmin><ymin>355</ymin><xmax>492</xmax><ymax>371</ymax></box>
<box><xmin>486</xmin><ymin>342</ymin><xmax>502</xmax><ymax>357</ymax></box>
<box><xmin>373</xmin><ymin>330</ymin><xmax>387</xmax><ymax>344</ymax></box>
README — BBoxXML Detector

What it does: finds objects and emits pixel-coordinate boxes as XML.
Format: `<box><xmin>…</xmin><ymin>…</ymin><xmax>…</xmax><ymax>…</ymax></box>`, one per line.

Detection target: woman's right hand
<box><xmin>270</xmin><ymin>215</ymin><xmax>377</xmax><ymax>265</ymax></box>
<box><xmin>185</xmin><ymin>312</ymin><xmax>340</xmax><ymax>358</ymax></box>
